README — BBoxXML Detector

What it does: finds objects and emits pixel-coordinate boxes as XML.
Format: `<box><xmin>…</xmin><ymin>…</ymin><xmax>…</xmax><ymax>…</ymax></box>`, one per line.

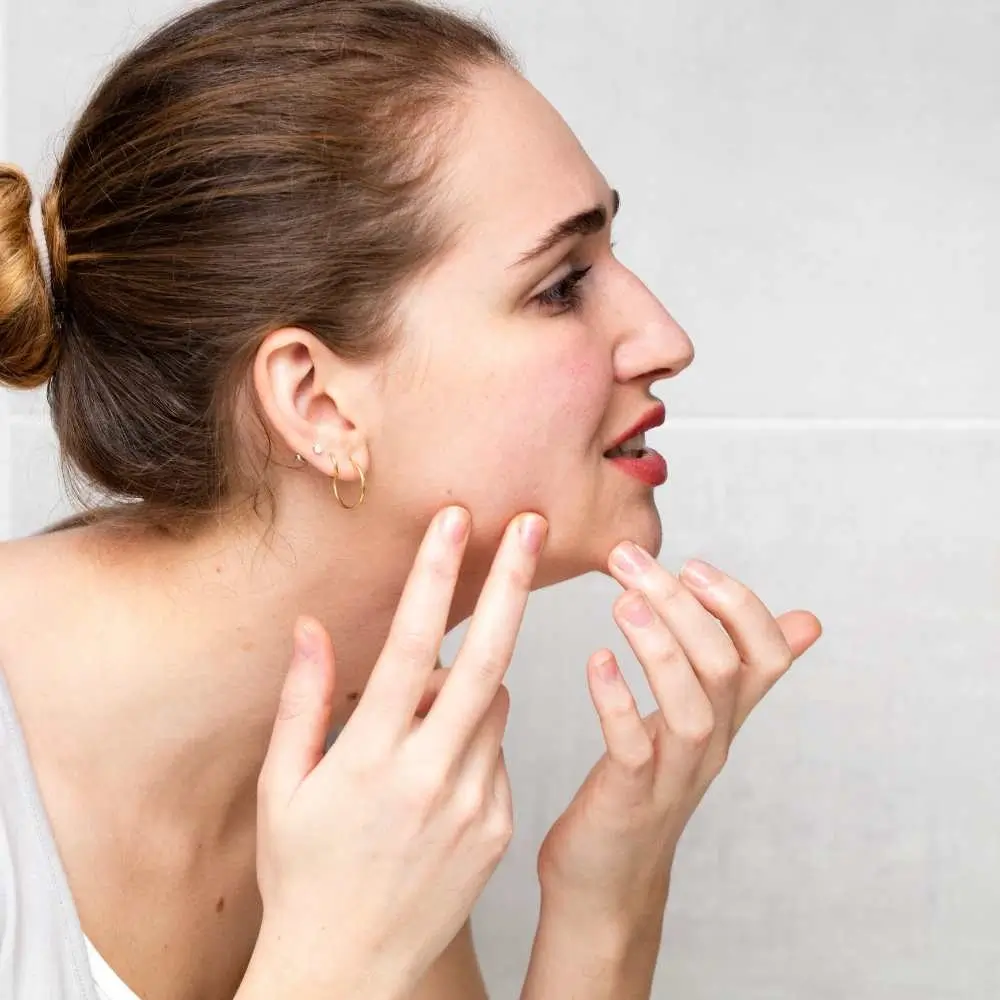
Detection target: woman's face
<box><xmin>362</xmin><ymin>66</ymin><xmax>694</xmax><ymax>586</ymax></box>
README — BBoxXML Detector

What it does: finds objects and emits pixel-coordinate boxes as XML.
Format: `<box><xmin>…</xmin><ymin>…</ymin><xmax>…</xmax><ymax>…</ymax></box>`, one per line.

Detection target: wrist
<box><xmin>241</xmin><ymin>921</ymin><xmax>409</xmax><ymax>1000</ymax></box>
<box><xmin>521</xmin><ymin>894</ymin><xmax>665</xmax><ymax>1000</ymax></box>
<box><xmin>536</xmin><ymin>873</ymin><xmax>670</xmax><ymax>960</ymax></box>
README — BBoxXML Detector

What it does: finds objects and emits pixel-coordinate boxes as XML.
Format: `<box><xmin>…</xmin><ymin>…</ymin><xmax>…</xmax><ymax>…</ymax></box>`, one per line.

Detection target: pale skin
<box><xmin>0</xmin><ymin>63</ymin><xmax>821</xmax><ymax>1000</ymax></box>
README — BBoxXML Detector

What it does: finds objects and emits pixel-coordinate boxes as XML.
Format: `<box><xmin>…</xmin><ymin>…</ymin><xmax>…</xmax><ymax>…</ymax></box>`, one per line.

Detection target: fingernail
<box><xmin>621</xmin><ymin>592</ymin><xmax>654</xmax><ymax>627</ymax></box>
<box><xmin>519</xmin><ymin>514</ymin><xmax>547</xmax><ymax>554</ymax></box>
<box><xmin>596</xmin><ymin>653</ymin><xmax>620</xmax><ymax>684</ymax></box>
<box><xmin>681</xmin><ymin>559</ymin><xmax>722</xmax><ymax>588</ymax></box>
<box><xmin>611</xmin><ymin>541</ymin><xmax>652</xmax><ymax>576</ymax></box>
<box><xmin>295</xmin><ymin>619</ymin><xmax>318</xmax><ymax>662</ymax></box>
<box><xmin>442</xmin><ymin>506</ymin><xmax>469</xmax><ymax>543</ymax></box>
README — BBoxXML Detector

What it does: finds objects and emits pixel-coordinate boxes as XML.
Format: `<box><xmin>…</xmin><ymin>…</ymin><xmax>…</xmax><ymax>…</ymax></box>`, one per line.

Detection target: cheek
<box><xmin>381</xmin><ymin>332</ymin><xmax>611</xmax><ymax>527</ymax></box>
<box><xmin>476</xmin><ymin>345</ymin><xmax>612</xmax><ymax>485</ymax></box>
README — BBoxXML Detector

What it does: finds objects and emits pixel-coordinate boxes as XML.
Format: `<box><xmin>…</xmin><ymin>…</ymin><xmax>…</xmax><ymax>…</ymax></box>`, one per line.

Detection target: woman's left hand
<box><xmin>536</xmin><ymin>542</ymin><xmax>823</xmax><ymax>928</ymax></box>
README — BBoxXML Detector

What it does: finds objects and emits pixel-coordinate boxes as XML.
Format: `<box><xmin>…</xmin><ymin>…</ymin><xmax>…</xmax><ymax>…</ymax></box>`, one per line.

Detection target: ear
<box><xmin>252</xmin><ymin>326</ymin><xmax>375</xmax><ymax>481</ymax></box>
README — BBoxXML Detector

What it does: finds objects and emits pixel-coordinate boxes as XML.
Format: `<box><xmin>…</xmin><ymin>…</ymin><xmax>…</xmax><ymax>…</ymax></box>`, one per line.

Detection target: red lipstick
<box><xmin>603</xmin><ymin>401</ymin><xmax>668</xmax><ymax>487</ymax></box>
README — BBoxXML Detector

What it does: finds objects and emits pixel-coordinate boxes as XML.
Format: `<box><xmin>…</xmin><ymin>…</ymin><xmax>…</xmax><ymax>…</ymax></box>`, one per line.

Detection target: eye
<box><xmin>535</xmin><ymin>265</ymin><xmax>593</xmax><ymax>314</ymax></box>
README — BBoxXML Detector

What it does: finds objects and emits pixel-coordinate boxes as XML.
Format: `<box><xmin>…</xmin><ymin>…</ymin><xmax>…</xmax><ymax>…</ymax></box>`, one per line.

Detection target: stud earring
<box><xmin>294</xmin><ymin>453</ymin><xmax>305</xmax><ymax>463</ymax></box>
<box><xmin>312</xmin><ymin>443</ymin><xmax>324</xmax><ymax>455</ymax></box>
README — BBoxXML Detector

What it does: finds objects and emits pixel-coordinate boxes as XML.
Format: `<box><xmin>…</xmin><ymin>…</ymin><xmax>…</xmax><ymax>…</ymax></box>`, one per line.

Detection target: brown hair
<box><xmin>0</xmin><ymin>0</ymin><xmax>517</xmax><ymax>534</ymax></box>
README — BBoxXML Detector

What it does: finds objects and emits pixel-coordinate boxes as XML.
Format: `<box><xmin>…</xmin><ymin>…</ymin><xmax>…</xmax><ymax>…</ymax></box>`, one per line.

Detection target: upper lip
<box><xmin>604</xmin><ymin>401</ymin><xmax>666</xmax><ymax>453</ymax></box>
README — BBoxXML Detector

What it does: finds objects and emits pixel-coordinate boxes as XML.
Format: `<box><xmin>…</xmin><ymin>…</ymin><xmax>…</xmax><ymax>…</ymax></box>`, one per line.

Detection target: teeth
<box><xmin>607</xmin><ymin>432</ymin><xmax>646</xmax><ymax>457</ymax></box>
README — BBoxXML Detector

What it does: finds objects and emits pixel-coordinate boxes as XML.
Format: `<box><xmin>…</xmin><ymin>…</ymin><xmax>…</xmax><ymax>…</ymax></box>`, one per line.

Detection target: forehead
<box><xmin>439</xmin><ymin>67</ymin><xmax>608</xmax><ymax>265</ymax></box>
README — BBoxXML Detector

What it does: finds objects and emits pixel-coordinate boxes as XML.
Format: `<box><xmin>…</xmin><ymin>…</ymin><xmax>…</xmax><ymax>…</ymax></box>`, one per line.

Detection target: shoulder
<box><xmin>0</xmin><ymin>534</ymin><xmax>53</xmax><ymax>664</ymax></box>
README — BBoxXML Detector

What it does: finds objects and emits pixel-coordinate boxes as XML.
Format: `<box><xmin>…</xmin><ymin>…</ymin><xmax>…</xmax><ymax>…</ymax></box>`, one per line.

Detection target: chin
<box><xmin>538</xmin><ymin>501</ymin><xmax>664</xmax><ymax>587</ymax></box>
<box><xmin>604</xmin><ymin>502</ymin><xmax>664</xmax><ymax>568</ymax></box>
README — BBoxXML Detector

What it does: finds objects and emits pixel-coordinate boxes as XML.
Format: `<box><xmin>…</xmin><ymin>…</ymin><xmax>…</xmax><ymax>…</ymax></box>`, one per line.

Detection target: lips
<box><xmin>603</xmin><ymin>401</ymin><xmax>666</xmax><ymax>456</ymax></box>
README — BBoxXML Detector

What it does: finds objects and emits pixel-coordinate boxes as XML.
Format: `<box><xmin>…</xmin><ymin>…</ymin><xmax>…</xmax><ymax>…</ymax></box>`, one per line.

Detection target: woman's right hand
<box><xmin>242</xmin><ymin>506</ymin><xmax>548</xmax><ymax>1000</ymax></box>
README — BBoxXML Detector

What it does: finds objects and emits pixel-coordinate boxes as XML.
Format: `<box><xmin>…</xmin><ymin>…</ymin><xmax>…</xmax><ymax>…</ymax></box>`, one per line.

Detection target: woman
<box><xmin>0</xmin><ymin>1</ymin><xmax>823</xmax><ymax>998</ymax></box>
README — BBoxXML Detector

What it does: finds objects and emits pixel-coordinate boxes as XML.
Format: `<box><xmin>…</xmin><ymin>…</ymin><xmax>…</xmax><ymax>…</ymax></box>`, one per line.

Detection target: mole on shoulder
<box><xmin>347</xmin><ymin>691</ymin><xmax>359</xmax><ymax>701</ymax></box>
<box><xmin>215</xmin><ymin>896</ymin><xmax>225</xmax><ymax>914</ymax></box>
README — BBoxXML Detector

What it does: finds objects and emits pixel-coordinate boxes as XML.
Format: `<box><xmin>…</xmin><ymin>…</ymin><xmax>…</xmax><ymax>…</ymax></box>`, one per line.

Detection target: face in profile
<box><xmin>311</xmin><ymin>65</ymin><xmax>696</xmax><ymax>589</ymax></box>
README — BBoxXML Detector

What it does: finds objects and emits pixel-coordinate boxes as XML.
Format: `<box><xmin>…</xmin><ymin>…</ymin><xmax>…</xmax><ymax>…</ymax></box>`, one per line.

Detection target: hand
<box><xmin>248</xmin><ymin>507</ymin><xmax>548</xmax><ymax>1000</ymax></box>
<box><xmin>536</xmin><ymin>544</ymin><xmax>822</xmax><ymax>931</ymax></box>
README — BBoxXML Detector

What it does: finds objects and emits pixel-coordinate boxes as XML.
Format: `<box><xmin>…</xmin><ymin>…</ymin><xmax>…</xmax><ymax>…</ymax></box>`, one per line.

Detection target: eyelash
<box><xmin>536</xmin><ymin>265</ymin><xmax>594</xmax><ymax>314</ymax></box>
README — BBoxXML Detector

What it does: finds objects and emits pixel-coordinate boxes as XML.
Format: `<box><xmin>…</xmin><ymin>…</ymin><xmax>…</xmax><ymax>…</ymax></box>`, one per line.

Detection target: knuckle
<box><xmin>709</xmin><ymin>653</ymin><xmax>742</xmax><ymax>683</ymax></box>
<box><xmin>402</xmin><ymin>758</ymin><xmax>449</xmax><ymax>811</ymax></box>
<box><xmin>769</xmin><ymin>645</ymin><xmax>795</xmax><ymax>676</ymax></box>
<box><xmin>677</xmin><ymin>713</ymin><xmax>715</xmax><ymax>748</ymax></box>
<box><xmin>484</xmin><ymin>804</ymin><xmax>514</xmax><ymax>849</ymax></box>
<box><xmin>617</xmin><ymin>742</ymin><xmax>655</xmax><ymax>774</ymax></box>
<box><xmin>651</xmin><ymin>631</ymin><xmax>686</xmax><ymax>666</ymax></box>
<box><xmin>656</xmin><ymin>581</ymin><xmax>689</xmax><ymax>614</ymax></box>
<box><xmin>702</xmin><ymin>744</ymin><xmax>730</xmax><ymax>779</ymax></box>
<box><xmin>452</xmin><ymin>783</ymin><xmax>489</xmax><ymax>827</ymax></box>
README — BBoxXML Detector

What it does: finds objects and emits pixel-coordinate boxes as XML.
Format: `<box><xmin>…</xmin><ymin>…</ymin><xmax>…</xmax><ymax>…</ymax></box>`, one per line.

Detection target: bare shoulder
<box><xmin>0</xmin><ymin>523</ymin><xmax>87</xmax><ymax>669</ymax></box>
<box><xmin>406</xmin><ymin>918</ymin><xmax>489</xmax><ymax>1000</ymax></box>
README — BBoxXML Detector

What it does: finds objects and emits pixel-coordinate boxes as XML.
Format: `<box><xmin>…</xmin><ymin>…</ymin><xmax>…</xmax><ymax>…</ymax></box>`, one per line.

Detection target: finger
<box><xmin>460</xmin><ymin>684</ymin><xmax>510</xmax><ymax>788</ymax></box>
<box><xmin>259</xmin><ymin>616</ymin><xmax>336</xmax><ymax>809</ymax></box>
<box><xmin>422</xmin><ymin>513</ymin><xmax>546</xmax><ymax>759</ymax></box>
<box><xmin>609</xmin><ymin>542</ymin><xmax>743</xmax><ymax>738</ymax></box>
<box><xmin>733</xmin><ymin>609</ymin><xmax>822</xmax><ymax>734</ymax></box>
<box><xmin>413</xmin><ymin>665</ymin><xmax>451</xmax><ymax>720</ymax></box>
<box><xmin>350</xmin><ymin>506</ymin><xmax>470</xmax><ymax>746</ymax></box>
<box><xmin>586</xmin><ymin>649</ymin><xmax>655</xmax><ymax>784</ymax></box>
<box><xmin>676</xmin><ymin>559</ymin><xmax>822</xmax><ymax>733</ymax></box>
<box><xmin>612</xmin><ymin>590</ymin><xmax>714</xmax><ymax>770</ymax></box>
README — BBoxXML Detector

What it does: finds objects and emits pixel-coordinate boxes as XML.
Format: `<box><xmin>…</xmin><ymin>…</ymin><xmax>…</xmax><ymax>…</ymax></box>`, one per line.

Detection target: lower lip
<box><xmin>605</xmin><ymin>449</ymin><xmax>668</xmax><ymax>486</ymax></box>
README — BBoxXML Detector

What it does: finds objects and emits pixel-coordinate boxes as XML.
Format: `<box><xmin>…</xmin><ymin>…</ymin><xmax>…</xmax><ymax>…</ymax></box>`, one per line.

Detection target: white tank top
<box><xmin>0</xmin><ymin>664</ymin><xmax>140</xmax><ymax>999</ymax></box>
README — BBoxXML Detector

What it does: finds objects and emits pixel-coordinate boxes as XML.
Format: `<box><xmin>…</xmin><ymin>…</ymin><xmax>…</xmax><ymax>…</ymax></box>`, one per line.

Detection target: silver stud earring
<box><xmin>312</xmin><ymin>443</ymin><xmax>324</xmax><ymax>455</ymax></box>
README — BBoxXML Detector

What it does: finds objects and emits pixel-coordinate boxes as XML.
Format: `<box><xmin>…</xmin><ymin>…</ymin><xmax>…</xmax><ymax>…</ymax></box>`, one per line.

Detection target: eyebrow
<box><xmin>509</xmin><ymin>188</ymin><xmax>620</xmax><ymax>269</ymax></box>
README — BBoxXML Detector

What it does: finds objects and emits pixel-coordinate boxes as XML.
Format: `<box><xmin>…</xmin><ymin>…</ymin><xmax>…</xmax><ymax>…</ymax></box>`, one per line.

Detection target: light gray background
<box><xmin>2</xmin><ymin>1</ymin><xmax>998</xmax><ymax>997</ymax></box>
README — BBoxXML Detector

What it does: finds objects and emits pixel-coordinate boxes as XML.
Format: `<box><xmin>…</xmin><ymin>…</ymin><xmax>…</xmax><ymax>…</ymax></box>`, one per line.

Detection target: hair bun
<box><xmin>0</xmin><ymin>163</ymin><xmax>59</xmax><ymax>389</ymax></box>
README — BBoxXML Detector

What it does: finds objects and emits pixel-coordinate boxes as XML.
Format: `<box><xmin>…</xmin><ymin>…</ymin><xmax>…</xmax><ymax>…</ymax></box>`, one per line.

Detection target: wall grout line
<box><xmin>664</xmin><ymin>418</ymin><xmax>1000</xmax><ymax>430</ymax></box>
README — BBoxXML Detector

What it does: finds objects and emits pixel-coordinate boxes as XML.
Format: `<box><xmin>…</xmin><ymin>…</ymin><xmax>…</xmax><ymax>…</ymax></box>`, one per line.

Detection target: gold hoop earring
<box><xmin>331</xmin><ymin>457</ymin><xmax>367</xmax><ymax>510</ymax></box>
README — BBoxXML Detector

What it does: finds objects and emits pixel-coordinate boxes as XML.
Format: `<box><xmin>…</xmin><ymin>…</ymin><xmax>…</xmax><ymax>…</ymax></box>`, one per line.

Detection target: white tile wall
<box><xmin>459</xmin><ymin>426</ymin><xmax>1000</xmax><ymax>998</ymax></box>
<box><xmin>3</xmin><ymin>1</ymin><xmax>998</xmax><ymax>997</ymax></box>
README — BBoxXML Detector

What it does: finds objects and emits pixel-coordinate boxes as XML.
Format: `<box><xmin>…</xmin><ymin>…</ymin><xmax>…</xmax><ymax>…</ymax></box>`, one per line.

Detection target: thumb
<box><xmin>259</xmin><ymin>615</ymin><xmax>336</xmax><ymax>808</ymax></box>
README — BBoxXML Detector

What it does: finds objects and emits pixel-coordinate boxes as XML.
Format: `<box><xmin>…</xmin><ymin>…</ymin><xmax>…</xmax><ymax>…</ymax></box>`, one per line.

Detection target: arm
<box><xmin>236</xmin><ymin>918</ymin><xmax>488</xmax><ymax>1000</ymax></box>
<box><xmin>405</xmin><ymin>918</ymin><xmax>489</xmax><ymax>1000</ymax></box>
<box><xmin>519</xmin><ymin>889</ymin><xmax>666</xmax><ymax>1000</ymax></box>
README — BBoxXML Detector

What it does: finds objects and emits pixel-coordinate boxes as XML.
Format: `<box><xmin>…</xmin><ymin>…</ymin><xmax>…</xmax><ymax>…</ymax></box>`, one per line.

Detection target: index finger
<box><xmin>418</xmin><ymin>512</ymin><xmax>547</xmax><ymax>760</ymax></box>
<box><xmin>347</xmin><ymin>505</ymin><xmax>471</xmax><ymax>747</ymax></box>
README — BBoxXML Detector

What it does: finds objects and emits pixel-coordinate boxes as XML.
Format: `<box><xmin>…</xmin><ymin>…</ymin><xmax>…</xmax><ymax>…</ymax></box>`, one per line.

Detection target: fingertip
<box><xmin>595</xmin><ymin>651</ymin><xmax>620</xmax><ymax>685</ymax></box>
<box><xmin>293</xmin><ymin>615</ymin><xmax>317</xmax><ymax>662</ymax></box>
<box><xmin>587</xmin><ymin>649</ymin><xmax>619</xmax><ymax>686</ymax></box>
<box><xmin>518</xmin><ymin>512</ymin><xmax>547</xmax><ymax>554</ymax></box>
<box><xmin>441</xmin><ymin>505</ymin><xmax>471</xmax><ymax>543</ymax></box>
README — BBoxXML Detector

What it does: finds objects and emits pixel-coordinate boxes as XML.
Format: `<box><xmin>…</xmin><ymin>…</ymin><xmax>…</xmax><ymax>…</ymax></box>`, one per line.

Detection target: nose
<box><xmin>609</xmin><ymin>269</ymin><xmax>695</xmax><ymax>385</ymax></box>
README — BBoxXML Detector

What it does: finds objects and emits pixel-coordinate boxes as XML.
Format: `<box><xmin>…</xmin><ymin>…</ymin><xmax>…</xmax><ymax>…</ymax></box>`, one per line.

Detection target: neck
<box><xmin>25</xmin><ymin>491</ymin><xmax>488</xmax><ymax>853</ymax></box>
